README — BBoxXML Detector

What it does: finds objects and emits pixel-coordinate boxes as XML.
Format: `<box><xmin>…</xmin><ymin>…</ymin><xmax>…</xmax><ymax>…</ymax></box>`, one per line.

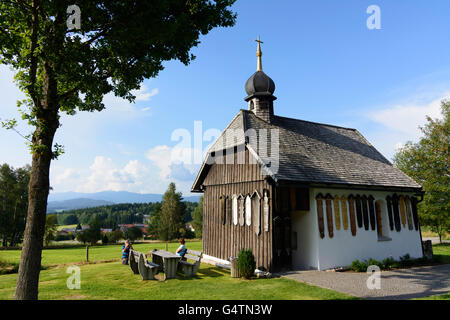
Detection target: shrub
<box><xmin>382</xmin><ymin>257</ymin><xmax>396</xmax><ymax>269</ymax></box>
<box><xmin>350</xmin><ymin>259</ymin><xmax>368</xmax><ymax>272</ymax></box>
<box><xmin>399</xmin><ymin>253</ymin><xmax>412</xmax><ymax>267</ymax></box>
<box><xmin>367</xmin><ymin>258</ymin><xmax>383</xmax><ymax>269</ymax></box>
<box><xmin>238</xmin><ymin>249</ymin><xmax>256</xmax><ymax>279</ymax></box>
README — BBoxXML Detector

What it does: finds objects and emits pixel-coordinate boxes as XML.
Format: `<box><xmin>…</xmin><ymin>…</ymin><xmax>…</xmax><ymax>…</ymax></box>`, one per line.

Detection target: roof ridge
<box><xmin>240</xmin><ymin>109</ymin><xmax>356</xmax><ymax>131</ymax></box>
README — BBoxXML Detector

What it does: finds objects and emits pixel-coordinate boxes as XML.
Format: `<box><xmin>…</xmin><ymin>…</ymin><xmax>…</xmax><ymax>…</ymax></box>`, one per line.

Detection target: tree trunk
<box><xmin>14</xmin><ymin>63</ymin><xmax>59</xmax><ymax>300</ymax></box>
<box><xmin>14</xmin><ymin>146</ymin><xmax>53</xmax><ymax>299</ymax></box>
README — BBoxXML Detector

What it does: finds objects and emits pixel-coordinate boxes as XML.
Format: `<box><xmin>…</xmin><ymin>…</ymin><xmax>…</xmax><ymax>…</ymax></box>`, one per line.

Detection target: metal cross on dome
<box><xmin>255</xmin><ymin>36</ymin><xmax>263</xmax><ymax>71</ymax></box>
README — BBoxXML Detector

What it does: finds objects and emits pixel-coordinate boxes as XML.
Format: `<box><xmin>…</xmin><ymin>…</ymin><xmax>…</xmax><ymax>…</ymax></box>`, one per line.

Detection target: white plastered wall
<box><xmin>291</xmin><ymin>187</ymin><xmax>423</xmax><ymax>270</ymax></box>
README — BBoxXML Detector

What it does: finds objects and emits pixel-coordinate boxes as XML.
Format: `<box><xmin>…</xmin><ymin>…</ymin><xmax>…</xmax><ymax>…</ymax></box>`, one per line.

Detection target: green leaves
<box><xmin>393</xmin><ymin>101</ymin><xmax>450</xmax><ymax>242</ymax></box>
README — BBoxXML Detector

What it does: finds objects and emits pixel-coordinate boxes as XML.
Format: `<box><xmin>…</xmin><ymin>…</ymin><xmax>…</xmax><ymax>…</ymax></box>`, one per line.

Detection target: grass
<box><xmin>415</xmin><ymin>293</ymin><xmax>450</xmax><ymax>300</ymax></box>
<box><xmin>0</xmin><ymin>240</ymin><xmax>355</xmax><ymax>300</ymax></box>
<box><xmin>421</xmin><ymin>227</ymin><xmax>450</xmax><ymax>240</ymax></box>
<box><xmin>0</xmin><ymin>261</ymin><xmax>355</xmax><ymax>300</ymax></box>
<box><xmin>0</xmin><ymin>241</ymin><xmax>202</xmax><ymax>268</ymax></box>
<box><xmin>433</xmin><ymin>243</ymin><xmax>450</xmax><ymax>264</ymax></box>
<box><xmin>56</xmin><ymin>224</ymin><xmax>78</xmax><ymax>231</ymax></box>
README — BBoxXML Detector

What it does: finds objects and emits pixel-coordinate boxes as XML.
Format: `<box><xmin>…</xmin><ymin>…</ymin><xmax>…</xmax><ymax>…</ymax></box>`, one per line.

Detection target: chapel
<box><xmin>191</xmin><ymin>38</ymin><xmax>423</xmax><ymax>271</ymax></box>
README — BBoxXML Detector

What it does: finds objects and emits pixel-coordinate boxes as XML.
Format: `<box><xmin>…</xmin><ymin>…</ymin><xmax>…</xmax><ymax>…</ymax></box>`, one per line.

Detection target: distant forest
<box><xmin>54</xmin><ymin>201</ymin><xmax>199</xmax><ymax>228</ymax></box>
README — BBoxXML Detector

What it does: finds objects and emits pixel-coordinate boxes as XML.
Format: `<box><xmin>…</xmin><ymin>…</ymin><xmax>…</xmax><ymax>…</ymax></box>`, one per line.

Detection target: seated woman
<box><xmin>175</xmin><ymin>238</ymin><xmax>187</xmax><ymax>257</ymax></box>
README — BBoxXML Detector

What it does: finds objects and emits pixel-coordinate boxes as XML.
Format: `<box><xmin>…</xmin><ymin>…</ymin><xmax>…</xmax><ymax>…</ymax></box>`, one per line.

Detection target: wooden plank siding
<box><xmin>202</xmin><ymin>148</ymin><xmax>273</xmax><ymax>271</ymax></box>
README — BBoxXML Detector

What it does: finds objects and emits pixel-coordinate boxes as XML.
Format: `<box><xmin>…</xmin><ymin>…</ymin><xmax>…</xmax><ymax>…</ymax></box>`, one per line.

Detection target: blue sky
<box><xmin>1</xmin><ymin>0</ymin><xmax>449</xmax><ymax>196</ymax></box>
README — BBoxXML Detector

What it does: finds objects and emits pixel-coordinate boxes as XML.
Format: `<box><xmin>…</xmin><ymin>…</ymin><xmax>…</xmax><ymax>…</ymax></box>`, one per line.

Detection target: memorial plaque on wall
<box><xmin>238</xmin><ymin>195</ymin><xmax>245</xmax><ymax>226</ymax></box>
<box><xmin>340</xmin><ymin>196</ymin><xmax>349</xmax><ymax>230</ymax></box>
<box><xmin>226</xmin><ymin>196</ymin><xmax>232</xmax><ymax>225</ymax></box>
<box><xmin>316</xmin><ymin>194</ymin><xmax>325</xmax><ymax>239</ymax></box>
<box><xmin>252</xmin><ymin>191</ymin><xmax>261</xmax><ymax>235</ymax></box>
<box><xmin>375</xmin><ymin>201</ymin><xmax>383</xmax><ymax>238</ymax></box>
<box><xmin>392</xmin><ymin>194</ymin><xmax>401</xmax><ymax>232</ymax></box>
<box><xmin>325</xmin><ymin>194</ymin><xmax>334</xmax><ymax>238</ymax></box>
<box><xmin>263</xmin><ymin>190</ymin><xmax>270</xmax><ymax>232</ymax></box>
<box><xmin>232</xmin><ymin>195</ymin><xmax>238</xmax><ymax>226</ymax></box>
<box><xmin>355</xmin><ymin>195</ymin><xmax>363</xmax><ymax>228</ymax></box>
<box><xmin>348</xmin><ymin>195</ymin><xmax>357</xmax><ymax>236</ymax></box>
<box><xmin>386</xmin><ymin>196</ymin><xmax>394</xmax><ymax>231</ymax></box>
<box><xmin>361</xmin><ymin>195</ymin><xmax>369</xmax><ymax>231</ymax></box>
<box><xmin>333</xmin><ymin>195</ymin><xmax>341</xmax><ymax>230</ymax></box>
<box><xmin>245</xmin><ymin>195</ymin><xmax>252</xmax><ymax>226</ymax></box>
<box><xmin>219</xmin><ymin>195</ymin><xmax>226</xmax><ymax>225</ymax></box>
<box><xmin>368</xmin><ymin>195</ymin><xmax>376</xmax><ymax>231</ymax></box>
<box><xmin>399</xmin><ymin>195</ymin><xmax>407</xmax><ymax>228</ymax></box>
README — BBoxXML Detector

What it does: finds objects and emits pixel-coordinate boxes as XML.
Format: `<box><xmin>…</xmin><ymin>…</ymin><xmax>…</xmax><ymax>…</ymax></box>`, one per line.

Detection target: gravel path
<box><xmin>281</xmin><ymin>264</ymin><xmax>450</xmax><ymax>300</ymax></box>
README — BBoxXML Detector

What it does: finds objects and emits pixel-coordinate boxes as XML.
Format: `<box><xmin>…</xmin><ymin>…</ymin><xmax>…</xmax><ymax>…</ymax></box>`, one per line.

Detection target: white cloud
<box><xmin>145</xmin><ymin>145</ymin><xmax>200</xmax><ymax>182</ymax></box>
<box><xmin>369</xmin><ymin>94</ymin><xmax>447</xmax><ymax>139</ymax></box>
<box><xmin>133</xmin><ymin>86</ymin><xmax>159</xmax><ymax>101</ymax></box>
<box><xmin>365</xmin><ymin>93</ymin><xmax>448</xmax><ymax>161</ymax></box>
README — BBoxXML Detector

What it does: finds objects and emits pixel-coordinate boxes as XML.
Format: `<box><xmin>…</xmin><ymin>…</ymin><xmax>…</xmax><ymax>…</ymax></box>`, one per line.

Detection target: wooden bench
<box><xmin>129</xmin><ymin>249</ymin><xmax>159</xmax><ymax>280</ymax></box>
<box><xmin>178</xmin><ymin>249</ymin><xmax>203</xmax><ymax>277</ymax></box>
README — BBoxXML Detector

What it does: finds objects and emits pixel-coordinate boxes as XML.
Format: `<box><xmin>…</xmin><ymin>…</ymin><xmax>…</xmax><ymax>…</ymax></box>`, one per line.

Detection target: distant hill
<box><xmin>46</xmin><ymin>191</ymin><xmax>200</xmax><ymax>213</ymax></box>
<box><xmin>47</xmin><ymin>198</ymin><xmax>114</xmax><ymax>213</ymax></box>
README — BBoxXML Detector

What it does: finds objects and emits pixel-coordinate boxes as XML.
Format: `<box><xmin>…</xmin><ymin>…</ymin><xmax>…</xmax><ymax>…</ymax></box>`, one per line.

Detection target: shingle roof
<box><xmin>192</xmin><ymin>110</ymin><xmax>421</xmax><ymax>191</ymax></box>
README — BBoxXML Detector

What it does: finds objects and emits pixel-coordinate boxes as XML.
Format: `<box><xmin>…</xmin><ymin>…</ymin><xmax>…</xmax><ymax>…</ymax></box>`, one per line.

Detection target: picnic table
<box><xmin>150</xmin><ymin>250</ymin><xmax>181</xmax><ymax>280</ymax></box>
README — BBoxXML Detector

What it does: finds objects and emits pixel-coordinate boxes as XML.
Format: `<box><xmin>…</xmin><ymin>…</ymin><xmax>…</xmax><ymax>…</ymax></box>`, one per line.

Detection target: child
<box><xmin>175</xmin><ymin>238</ymin><xmax>187</xmax><ymax>257</ymax></box>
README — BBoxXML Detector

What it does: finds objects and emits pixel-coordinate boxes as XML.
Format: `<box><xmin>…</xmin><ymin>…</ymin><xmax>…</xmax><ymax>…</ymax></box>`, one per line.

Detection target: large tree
<box><xmin>158</xmin><ymin>183</ymin><xmax>185</xmax><ymax>244</ymax></box>
<box><xmin>0</xmin><ymin>0</ymin><xmax>236</xmax><ymax>299</ymax></box>
<box><xmin>393</xmin><ymin>101</ymin><xmax>449</xmax><ymax>243</ymax></box>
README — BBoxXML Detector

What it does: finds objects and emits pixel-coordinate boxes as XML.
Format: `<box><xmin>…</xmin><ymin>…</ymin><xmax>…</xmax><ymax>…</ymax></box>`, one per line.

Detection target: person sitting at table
<box><xmin>122</xmin><ymin>240</ymin><xmax>133</xmax><ymax>265</ymax></box>
<box><xmin>175</xmin><ymin>238</ymin><xmax>187</xmax><ymax>257</ymax></box>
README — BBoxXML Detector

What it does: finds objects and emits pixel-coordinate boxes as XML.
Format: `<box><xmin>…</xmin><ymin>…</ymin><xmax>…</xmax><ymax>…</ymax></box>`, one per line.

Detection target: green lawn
<box><xmin>0</xmin><ymin>261</ymin><xmax>355</xmax><ymax>300</ymax></box>
<box><xmin>0</xmin><ymin>241</ymin><xmax>202</xmax><ymax>267</ymax></box>
<box><xmin>432</xmin><ymin>243</ymin><xmax>450</xmax><ymax>264</ymax></box>
<box><xmin>0</xmin><ymin>240</ymin><xmax>355</xmax><ymax>300</ymax></box>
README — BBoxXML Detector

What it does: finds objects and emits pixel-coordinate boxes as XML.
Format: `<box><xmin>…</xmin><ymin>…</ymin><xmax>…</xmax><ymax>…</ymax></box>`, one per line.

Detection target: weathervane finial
<box><xmin>255</xmin><ymin>36</ymin><xmax>263</xmax><ymax>71</ymax></box>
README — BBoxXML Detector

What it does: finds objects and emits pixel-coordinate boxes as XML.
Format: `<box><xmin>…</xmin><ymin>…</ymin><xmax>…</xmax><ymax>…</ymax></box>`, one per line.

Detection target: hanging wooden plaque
<box><xmin>375</xmin><ymin>201</ymin><xmax>383</xmax><ymax>238</ymax></box>
<box><xmin>361</xmin><ymin>195</ymin><xmax>369</xmax><ymax>231</ymax></box>
<box><xmin>348</xmin><ymin>195</ymin><xmax>357</xmax><ymax>236</ymax></box>
<box><xmin>290</xmin><ymin>188</ymin><xmax>296</xmax><ymax>211</ymax></box>
<box><xmin>238</xmin><ymin>195</ymin><xmax>245</xmax><ymax>226</ymax></box>
<box><xmin>355</xmin><ymin>195</ymin><xmax>363</xmax><ymax>228</ymax></box>
<box><xmin>386</xmin><ymin>196</ymin><xmax>394</xmax><ymax>231</ymax></box>
<box><xmin>232</xmin><ymin>195</ymin><xmax>238</xmax><ymax>226</ymax></box>
<box><xmin>333</xmin><ymin>195</ymin><xmax>341</xmax><ymax>230</ymax></box>
<box><xmin>316</xmin><ymin>194</ymin><xmax>325</xmax><ymax>239</ymax></box>
<box><xmin>245</xmin><ymin>195</ymin><xmax>252</xmax><ymax>226</ymax></box>
<box><xmin>411</xmin><ymin>197</ymin><xmax>419</xmax><ymax>231</ymax></box>
<box><xmin>226</xmin><ymin>196</ymin><xmax>232</xmax><ymax>225</ymax></box>
<box><xmin>405</xmin><ymin>196</ymin><xmax>413</xmax><ymax>230</ymax></box>
<box><xmin>325</xmin><ymin>194</ymin><xmax>334</xmax><ymax>238</ymax></box>
<box><xmin>392</xmin><ymin>194</ymin><xmax>401</xmax><ymax>232</ymax></box>
<box><xmin>219</xmin><ymin>195</ymin><xmax>226</xmax><ymax>225</ymax></box>
<box><xmin>399</xmin><ymin>195</ymin><xmax>407</xmax><ymax>228</ymax></box>
<box><xmin>263</xmin><ymin>190</ymin><xmax>270</xmax><ymax>232</ymax></box>
<box><xmin>340</xmin><ymin>196</ymin><xmax>349</xmax><ymax>230</ymax></box>
<box><xmin>368</xmin><ymin>195</ymin><xmax>376</xmax><ymax>231</ymax></box>
<box><xmin>252</xmin><ymin>191</ymin><xmax>261</xmax><ymax>235</ymax></box>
